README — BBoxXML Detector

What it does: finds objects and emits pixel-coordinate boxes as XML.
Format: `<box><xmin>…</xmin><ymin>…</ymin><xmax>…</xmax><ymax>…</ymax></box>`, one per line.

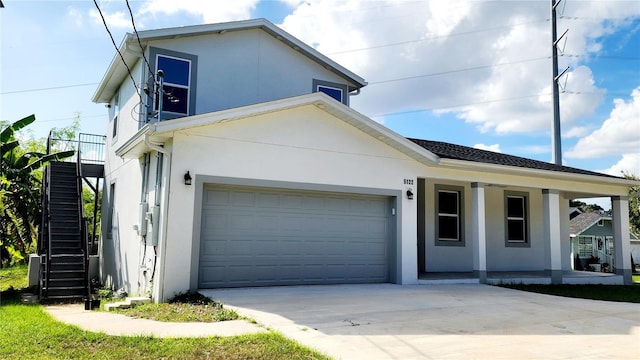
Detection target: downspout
<box><xmin>144</xmin><ymin>133</ymin><xmax>171</xmax><ymax>302</ymax></box>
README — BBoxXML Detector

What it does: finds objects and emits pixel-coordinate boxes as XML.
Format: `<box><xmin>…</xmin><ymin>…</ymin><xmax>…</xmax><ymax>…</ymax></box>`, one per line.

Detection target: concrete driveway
<box><xmin>201</xmin><ymin>284</ymin><xmax>640</xmax><ymax>359</ymax></box>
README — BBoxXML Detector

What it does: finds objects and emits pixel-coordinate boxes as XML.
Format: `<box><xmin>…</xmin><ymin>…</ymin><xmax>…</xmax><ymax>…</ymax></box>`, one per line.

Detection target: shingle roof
<box><xmin>407</xmin><ymin>138</ymin><xmax>619</xmax><ymax>179</ymax></box>
<box><xmin>569</xmin><ymin>212</ymin><xmax>605</xmax><ymax>235</ymax></box>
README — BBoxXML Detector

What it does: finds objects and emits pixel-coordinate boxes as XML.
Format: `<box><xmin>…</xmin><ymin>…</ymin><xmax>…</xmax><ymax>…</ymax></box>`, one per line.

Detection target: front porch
<box><xmin>417</xmin><ymin>271</ymin><xmax>625</xmax><ymax>285</ymax></box>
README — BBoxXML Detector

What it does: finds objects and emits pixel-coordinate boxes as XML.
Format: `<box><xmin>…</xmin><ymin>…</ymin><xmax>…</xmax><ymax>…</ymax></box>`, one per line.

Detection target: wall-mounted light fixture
<box><xmin>184</xmin><ymin>171</ymin><xmax>192</xmax><ymax>186</ymax></box>
<box><xmin>406</xmin><ymin>189</ymin><xmax>414</xmax><ymax>200</ymax></box>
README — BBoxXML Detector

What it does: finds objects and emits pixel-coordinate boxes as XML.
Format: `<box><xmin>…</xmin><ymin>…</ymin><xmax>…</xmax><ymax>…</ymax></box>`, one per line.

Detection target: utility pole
<box><xmin>551</xmin><ymin>0</ymin><xmax>569</xmax><ymax>165</ymax></box>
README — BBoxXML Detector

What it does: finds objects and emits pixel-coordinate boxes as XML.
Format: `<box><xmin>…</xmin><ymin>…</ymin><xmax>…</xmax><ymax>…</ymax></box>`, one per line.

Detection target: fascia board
<box><xmin>438</xmin><ymin>158</ymin><xmax>638</xmax><ymax>187</ymax></box>
<box><xmin>114</xmin><ymin>123</ymin><xmax>150</xmax><ymax>158</ymax></box>
<box><xmin>319</xmin><ymin>97</ymin><xmax>440</xmax><ymax>165</ymax></box>
<box><xmin>92</xmin><ymin>34</ymin><xmax>135</xmax><ymax>103</ymax></box>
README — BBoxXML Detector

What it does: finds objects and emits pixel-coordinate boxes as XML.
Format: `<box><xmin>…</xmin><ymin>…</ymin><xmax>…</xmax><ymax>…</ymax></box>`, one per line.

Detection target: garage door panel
<box><xmin>199</xmin><ymin>185</ymin><xmax>393</xmax><ymax>288</ymax></box>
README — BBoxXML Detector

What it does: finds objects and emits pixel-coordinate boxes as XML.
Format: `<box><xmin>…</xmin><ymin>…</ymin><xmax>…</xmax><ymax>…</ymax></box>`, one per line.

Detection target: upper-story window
<box><xmin>148</xmin><ymin>47</ymin><xmax>198</xmax><ymax>123</ymax></box>
<box><xmin>111</xmin><ymin>91</ymin><xmax>119</xmax><ymax>141</ymax></box>
<box><xmin>313</xmin><ymin>79</ymin><xmax>349</xmax><ymax>106</ymax></box>
<box><xmin>157</xmin><ymin>55</ymin><xmax>191</xmax><ymax>115</ymax></box>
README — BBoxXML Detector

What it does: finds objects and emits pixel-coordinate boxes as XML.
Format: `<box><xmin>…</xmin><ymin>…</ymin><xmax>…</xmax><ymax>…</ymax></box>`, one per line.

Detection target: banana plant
<box><xmin>0</xmin><ymin>115</ymin><xmax>75</xmax><ymax>266</ymax></box>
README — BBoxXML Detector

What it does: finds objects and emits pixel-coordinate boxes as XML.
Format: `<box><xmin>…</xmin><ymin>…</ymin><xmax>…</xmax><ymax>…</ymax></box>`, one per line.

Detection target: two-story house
<box><xmin>92</xmin><ymin>19</ymin><xmax>636</xmax><ymax>302</ymax></box>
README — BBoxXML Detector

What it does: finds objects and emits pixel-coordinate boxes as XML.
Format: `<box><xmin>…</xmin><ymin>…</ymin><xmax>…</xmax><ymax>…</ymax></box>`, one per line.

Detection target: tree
<box><xmin>569</xmin><ymin>199</ymin><xmax>605</xmax><ymax>213</ymax></box>
<box><xmin>0</xmin><ymin>115</ymin><xmax>74</xmax><ymax>266</ymax></box>
<box><xmin>623</xmin><ymin>172</ymin><xmax>640</xmax><ymax>236</ymax></box>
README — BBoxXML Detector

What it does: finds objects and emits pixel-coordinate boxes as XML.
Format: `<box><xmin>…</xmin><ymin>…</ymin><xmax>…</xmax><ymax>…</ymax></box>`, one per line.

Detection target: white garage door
<box><xmin>198</xmin><ymin>185</ymin><xmax>393</xmax><ymax>288</ymax></box>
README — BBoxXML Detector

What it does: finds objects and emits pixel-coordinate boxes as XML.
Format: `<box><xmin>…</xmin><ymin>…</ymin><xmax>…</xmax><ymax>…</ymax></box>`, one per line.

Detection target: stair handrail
<box><xmin>39</xmin><ymin>131</ymin><xmax>54</xmax><ymax>299</ymax></box>
<box><xmin>76</xmin><ymin>137</ymin><xmax>92</xmax><ymax>303</ymax></box>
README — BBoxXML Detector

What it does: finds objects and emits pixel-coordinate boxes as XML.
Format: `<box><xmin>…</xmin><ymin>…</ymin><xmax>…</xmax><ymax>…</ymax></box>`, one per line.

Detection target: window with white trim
<box><xmin>435</xmin><ymin>185</ymin><xmax>464</xmax><ymax>246</ymax></box>
<box><xmin>111</xmin><ymin>91</ymin><xmax>119</xmax><ymax>141</ymax></box>
<box><xmin>312</xmin><ymin>79</ymin><xmax>349</xmax><ymax>105</ymax></box>
<box><xmin>146</xmin><ymin>48</ymin><xmax>197</xmax><ymax>124</ymax></box>
<box><xmin>505</xmin><ymin>192</ymin><xmax>529</xmax><ymax>247</ymax></box>
<box><xmin>578</xmin><ymin>237</ymin><xmax>593</xmax><ymax>257</ymax></box>
<box><xmin>156</xmin><ymin>54</ymin><xmax>191</xmax><ymax>115</ymax></box>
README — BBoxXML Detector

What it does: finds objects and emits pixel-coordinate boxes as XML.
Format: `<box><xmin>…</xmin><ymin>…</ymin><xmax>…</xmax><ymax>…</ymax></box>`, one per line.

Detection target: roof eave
<box><xmin>438</xmin><ymin>158</ymin><xmax>637</xmax><ymax>187</ymax></box>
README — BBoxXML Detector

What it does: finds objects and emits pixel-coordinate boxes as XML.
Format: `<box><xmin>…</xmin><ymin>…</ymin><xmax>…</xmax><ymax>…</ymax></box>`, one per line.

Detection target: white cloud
<box><xmin>564</xmin><ymin>125</ymin><xmax>591</xmax><ymax>139</ymax></box>
<box><xmin>601</xmin><ymin>153</ymin><xmax>640</xmax><ymax>177</ymax></box>
<box><xmin>278</xmin><ymin>0</ymin><xmax>639</xmax><ymax>137</ymax></box>
<box><xmin>67</xmin><ymin>6</ymin><xmax>84</xmax><ymax>27</ymax></box>
<box><xmin>139</xmin><ymin>0</ymin><xmax>259</xmax><ymax>23</ymax></box>
<box><xmin>474</xmin><ymin>143</ymin><xmax>501</xmax><ymax>153</ymax></box>
<box><xmin>89</xmin><ymin>8</ymin><xmax>131</xmax><ymax>29</ymax></box>
<box><xmin>566</xmin><ymin>87</ymin><xmax>640</xmax><ymax>159</ymax></box>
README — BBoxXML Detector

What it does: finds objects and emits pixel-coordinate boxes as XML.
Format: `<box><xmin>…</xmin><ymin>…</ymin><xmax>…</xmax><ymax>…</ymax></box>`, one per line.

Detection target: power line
<box><xmin>369</xmin><ymin>57</ymin><xmax>549</xmax><ymax>85</ymax></box>
<box><xmin>327</xmin><ymin>19</ymin><xmax>548</xmax><ymax>55</ymax></box>
<box><xmin>125</xmin><ymin>0</ymin><xmax>154</xmax><ymax>77</ymax></box>
<box><xmin>371</xmin><ymin>94</ymin><xmax>550</xmax><ymax>118</ymax></box>
<box><xmin>1</xmin><ymin>83</ymin><xmax>99</xmax><ymax>95</ymax></box>
<box><xmin>368</xmin><ymin>89</ymin><xmax>630</xmax><ymax>119</ymax></box>
<box><xmin>92</xmin><ymin>0</ymin><xmax>141</xmax><ymax>102</ymax></box>
<box><xmin>36</xmin><ymin>114</ymin><xmax>105</xmax><ymax>123</ymax></box>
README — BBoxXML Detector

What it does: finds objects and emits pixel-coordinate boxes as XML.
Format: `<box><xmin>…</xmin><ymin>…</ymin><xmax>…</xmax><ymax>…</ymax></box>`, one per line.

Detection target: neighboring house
<box><xmin>570</xmin><ymin>212</ymin><xmax>616</xmax><ymax>270</ymax></box>
<box><xmin>630</xmin><ymin>234</ymin><xmax>640</xmax><ymax>271</ymax></box>
<box><xmin>92</xmin><ymin>19</ymin><xmax>637</xmax><ymax>302</ymax></box>
<box><xmin>569</xmin><ymin>207</ymin><xmax>582</xmax><ymax>219</ymax></box>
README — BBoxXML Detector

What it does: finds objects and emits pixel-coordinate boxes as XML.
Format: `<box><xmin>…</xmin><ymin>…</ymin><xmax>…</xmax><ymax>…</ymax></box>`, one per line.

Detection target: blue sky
<box><xmin>1</xmin><ymin>0</ymin><xmax>639</xmax><ymax>186</ymax></box>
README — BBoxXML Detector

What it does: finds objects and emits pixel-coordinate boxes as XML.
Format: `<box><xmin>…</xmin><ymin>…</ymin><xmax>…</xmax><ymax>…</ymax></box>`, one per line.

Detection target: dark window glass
<box><xmin>157</xmin><ymin>56</ymin><xmax>190</xmax><ymax>86</ymax></box>
<box><xmin>439</xmin><ymin>216</ymin><xmax>459</xmax><ymax>240</ymax></box>
<box><xmin>438</xmin><ymin>191</ymin><xmax>458</xmax><ymax>214</ymax></box>
<box><xmin>318</xmin><ymin>85</ymin><xmax>343</xmax><ymax>102</ymax></box>
<box><xmin>507</xmin><ymin>197</ymin><xmax>524</xmax><ymax>217</ymax></box>
<box><xmin>162</xmin><ymin>85</ymin><xmax>188</xmax><ymax>114</ymax></box>
<box><xmin>507</xmin><ymin>220</ymin><xmax>525</xmax><ymax>241</ymax></box>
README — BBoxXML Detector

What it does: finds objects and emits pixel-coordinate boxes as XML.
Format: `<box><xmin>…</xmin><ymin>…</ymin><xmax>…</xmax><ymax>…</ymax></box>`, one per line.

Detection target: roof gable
<box><xmin>116</xmin><ymin>92</ymin><xmax>439</xmax><ymax>165</ymax></box>
<box><xmin>92</xmin><ymin>18</ymin><xmax>367</xmax><ymax>103</ymax></box>
<box><xmin>569</xmin><ymin>212</ymin><xmax>610</xmax><ymax>236</ymax></box>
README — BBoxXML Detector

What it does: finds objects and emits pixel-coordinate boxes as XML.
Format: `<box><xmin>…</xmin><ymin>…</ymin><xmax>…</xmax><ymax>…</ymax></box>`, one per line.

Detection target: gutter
<box><xmin>144</xmin><ymin>134</ymin><xmax>171</xmax><ymax>302</ymax></box>
<box><xmin>438</xmin><ymin>158</ymin><xmax>637</xmax><ymax>188</ymax></box>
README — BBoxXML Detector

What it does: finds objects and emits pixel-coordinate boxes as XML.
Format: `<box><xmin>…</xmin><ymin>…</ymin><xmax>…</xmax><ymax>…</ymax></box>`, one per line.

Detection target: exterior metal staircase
<box><xmin>39</xmin><ymin>133</ymin><xmax>105</xmax><ymax>302</ymax></box>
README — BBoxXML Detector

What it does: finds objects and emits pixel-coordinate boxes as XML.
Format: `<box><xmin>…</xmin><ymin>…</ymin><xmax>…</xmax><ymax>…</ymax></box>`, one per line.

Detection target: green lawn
<box><xmin>633</xmin><ymin>274</ymin><xmax>640</xmax><ymax>284</ymax></box>
<box><xmin>0</xmin><ymin>266</ymin><xmax>330</xmax><ymax>360</ymax></box>
<box><xmin>0</xmin><ymin>264</ymin><xmax>28</xmax><ymax>291</ymax></box>
<box><xmin>499</xmin><ymin>283</ymin><xmax>640</xmax><ymax>303</ymax></box>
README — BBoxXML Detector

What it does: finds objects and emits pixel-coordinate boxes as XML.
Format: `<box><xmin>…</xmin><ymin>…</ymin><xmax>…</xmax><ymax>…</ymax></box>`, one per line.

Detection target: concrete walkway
<box><xmin>45</xmin><ymin>303</ymin><xmax>266</xmax><ymax>338</ymax></box>
<box><xmin>201</xmin><ymin>284</ymin><xmax>640</xmax><ymax>360</ymax></box>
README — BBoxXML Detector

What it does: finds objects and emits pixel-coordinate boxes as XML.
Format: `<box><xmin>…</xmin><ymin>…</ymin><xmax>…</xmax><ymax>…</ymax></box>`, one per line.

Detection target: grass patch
<box><xmin>633</xmin><ymin>274</ymin><xmax>640</xmax><ymax>284</ymax></box>
<box><xmin>0</xmin><ymin>264</ymin><xmax>28</xmax><ymax>292</ymax></box>
<box><xmin>0</xmin><ymin>266</ymin><xmax>329</xmax><ymax>359</ymax></box>
<box><xmin>499</xmin><ymin>284</ymin><xmax>640</xmax><ymax>303</ymax></box>
<box><xmin>109</xmin><ymin>291</ymin><xmax>239</xmax><ymax>322</ymax></box>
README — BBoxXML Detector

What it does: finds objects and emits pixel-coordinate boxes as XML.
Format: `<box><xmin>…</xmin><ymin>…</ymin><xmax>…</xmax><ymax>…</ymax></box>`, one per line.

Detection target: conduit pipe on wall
<box><xmin>144</xmin><ymin>133</ymin><xmax>171</xmax><ymax>302</ymax></box>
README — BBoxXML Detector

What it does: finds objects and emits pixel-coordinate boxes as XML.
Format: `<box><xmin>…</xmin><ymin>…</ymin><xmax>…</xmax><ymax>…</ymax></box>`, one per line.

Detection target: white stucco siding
<box><xmin>100</xmin><ymin>155</ymin><xmax>146</xmax><ymax>293</ymax></box>
<box><xmin>422</xmin><ymin>180</ymin><xmax>474</xmax><ymax>272</ymax></box>
<box><xmin>484</xmin><ymin>187</ymin><xmax>546</xmax><ymax>271</ymax></box>
<box><xmin>158</xmin><ymin>105</ymin><xmax>423</xmax><ymax>299</ymax></box>
<box><xmin>108</xmin><ymin>60</ymin><xmax>144</xmax><ymax>148</ymax></box>
<box><xmin>147</xmin><ymin>30</ymin><xmax>351</xmax><ymax>116</ymax></box>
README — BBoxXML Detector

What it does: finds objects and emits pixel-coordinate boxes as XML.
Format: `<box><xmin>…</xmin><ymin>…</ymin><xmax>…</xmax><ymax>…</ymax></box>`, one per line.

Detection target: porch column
<box><xmin>611</xmin><ymin>196</ymin><xmax>632</xmax><ymax>285</ymax></box>
<box><xmin>471</xmin><ymin>183</ymin><xmax>487</xmax><ymax>283</ymax></box>
<box><xmin>542</xmin><ymin>189</ymin><xmax>563</xmax><ymax>284</ymax></box>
